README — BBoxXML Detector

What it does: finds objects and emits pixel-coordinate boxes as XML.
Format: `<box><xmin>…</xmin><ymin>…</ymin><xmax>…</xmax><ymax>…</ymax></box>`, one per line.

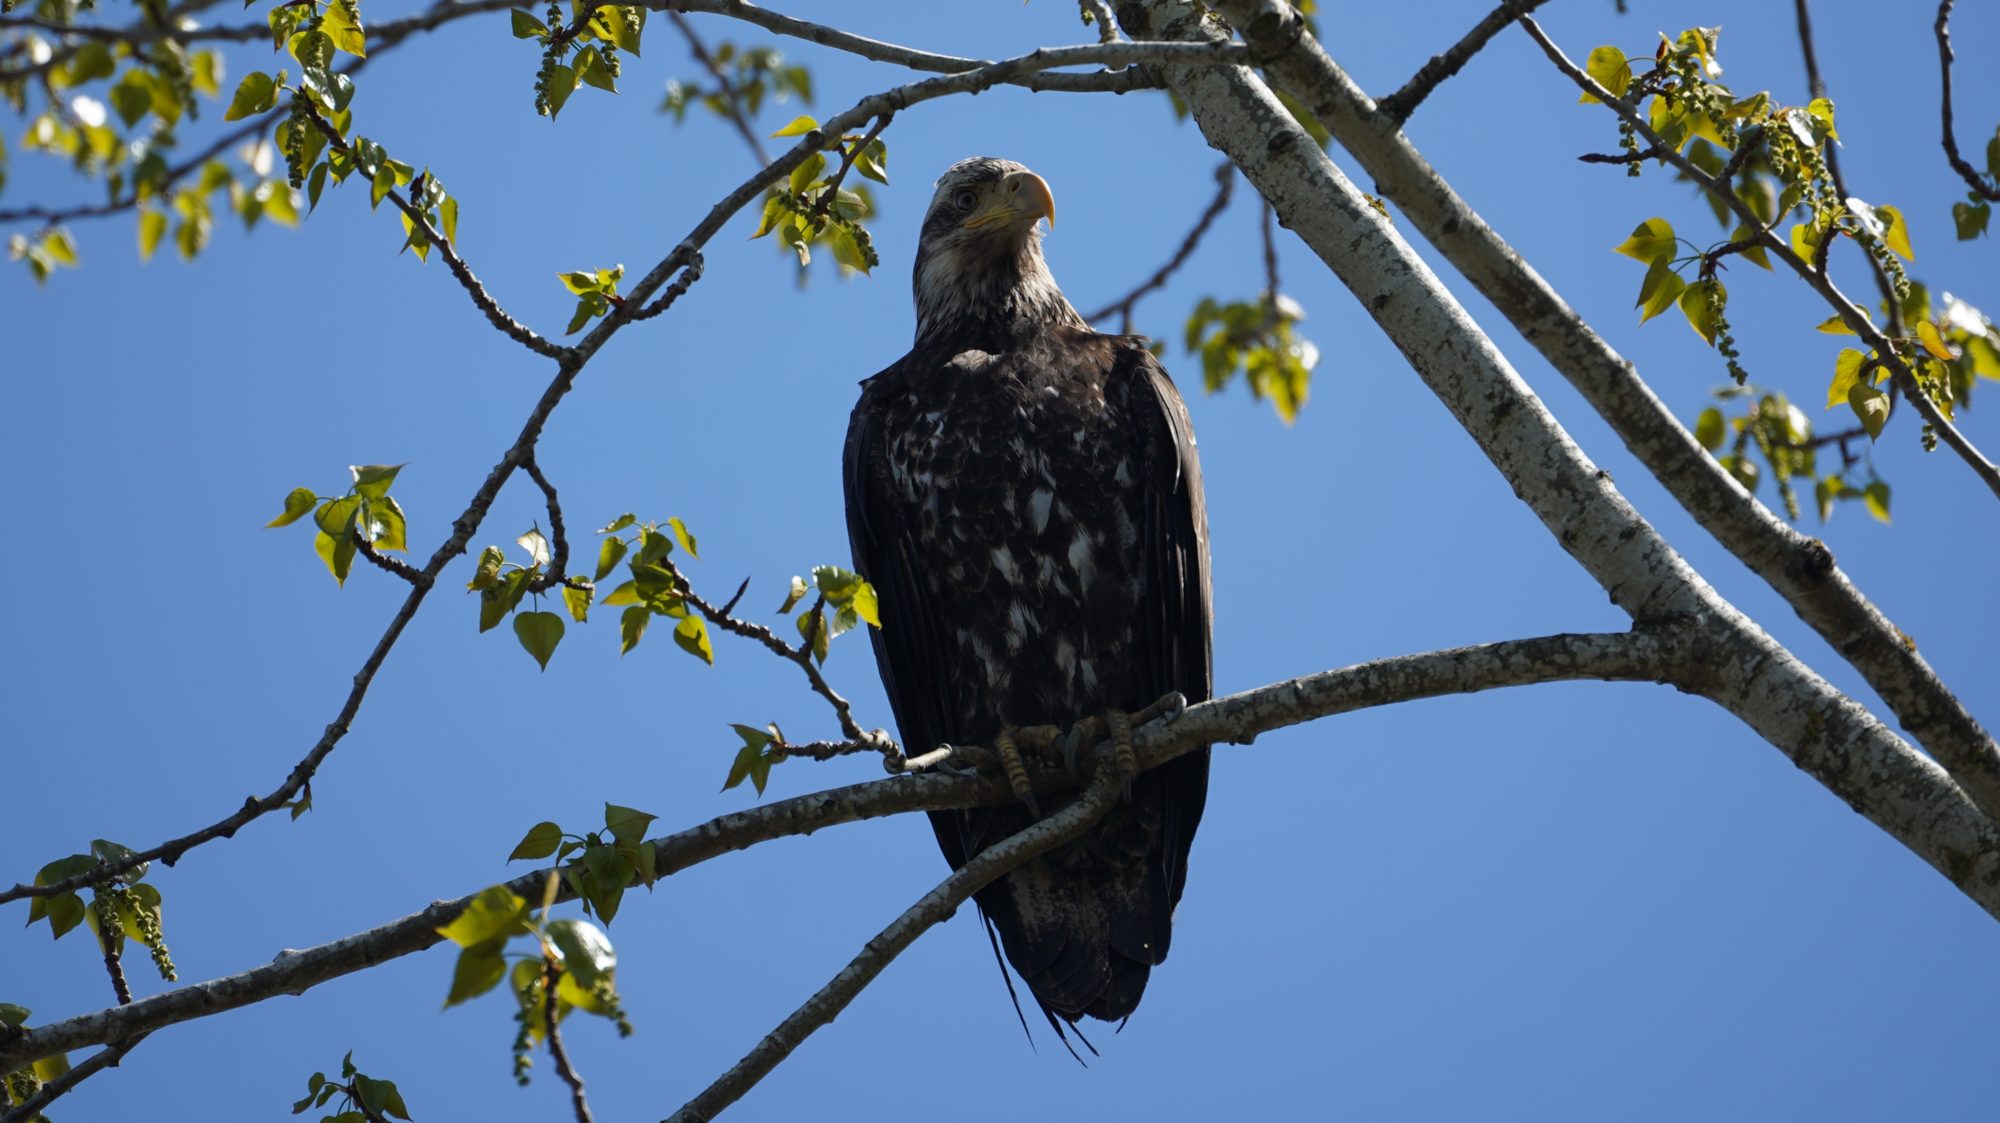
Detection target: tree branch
<box><xmin>1082</xmin><ymin>161</ymin><xmax>1233</xmax><ymax>332</ymax></box>
<box><xmin>656</xmin><ymin>0</ymin><xmax>1164</xmax><ymax>93</ymax></box>
<box><xmin>1935</xmin><ymin>0</ymin><xmax>2000</xmax><ymax>202</ymax></box>
<box><xmin>1373</xmin><ymin>0</ymin><xmax>1551</xmax><ymax>124</ymax></box>
<box><xmin>1202</xmin><ymin>0</ymin><xmax>2000</xmax><ymax>826</ymax></box>
<box><xmin>543</xmin><ymin>960</ymin><xmax>595</xmax><ymax>1123</ymax></box>
<box><xmin>662</xmin><ymin>766</ymin><xmax>1125</xmax><ymax>1123</ymax></box>
<box><xmin>0</xmin><ymin>1033</ymin><xmax>146</xmax><ymax>1123</ymax></box>
<box><xmin>0</xmin><ymin>629</ymin><xmax>1709</xmax><ymax>1071</ymax></box>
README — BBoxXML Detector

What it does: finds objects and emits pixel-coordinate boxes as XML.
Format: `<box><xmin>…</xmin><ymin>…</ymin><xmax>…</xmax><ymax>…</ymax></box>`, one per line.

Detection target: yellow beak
<box><xmin>963</xmin><ymin>171</ymin><xmax>1056</xmax><ymax>232</ymax></box>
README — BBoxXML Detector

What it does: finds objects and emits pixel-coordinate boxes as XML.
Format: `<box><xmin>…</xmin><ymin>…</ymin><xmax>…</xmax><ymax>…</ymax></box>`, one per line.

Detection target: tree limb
<box><xmin>1082</xmin><ymin>161</ymin><xmax>1233</xmax><ymax>332</ymax></box>
<box><xmin>0</xmin><ymin>1034</ymin><xmax>146</xmax><ymax>1123</ymax></box>
<box><xmin>1374</xmin><ymin>0</ymin><xmax>1551</xmax><ymax>124</ymax></box>
<box><xmin>1199</xmin><ymin>0</ymin><xmax>2000</xmax><ymax>826</ymax></box>
<box><xmin>0</xmin><ymin>628</ymin><xmax>1706</xmax><ymax>1071</ymax></box>
<box><xmin>1935</xmin><ymin>0</ymin><xmax>2000</xmax><ymax>203</ymax></box>
<box><xmin>662</xmin><ymin>767</ymin><xmax>1125</xmax><ymax>1123</ymax></box>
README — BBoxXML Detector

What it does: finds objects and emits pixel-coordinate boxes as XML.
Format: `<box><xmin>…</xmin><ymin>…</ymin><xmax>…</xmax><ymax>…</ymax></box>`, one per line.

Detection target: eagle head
<box><xmin>912</xmin><ymin>156</ymin><xmax>1082</xmax><ymax>346</ymax></box>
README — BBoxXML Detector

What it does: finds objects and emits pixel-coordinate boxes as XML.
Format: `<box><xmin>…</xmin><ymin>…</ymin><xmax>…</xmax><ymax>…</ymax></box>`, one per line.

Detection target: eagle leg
<box><xmin>1105</xmin><ymin>707</ymin><xmax>1137</xmax><ymax>803</ymax></box>
<box><xmin>993</xmin><ymin>727</ymin><xmax>1041</xmax><ymax>817</ymax></box>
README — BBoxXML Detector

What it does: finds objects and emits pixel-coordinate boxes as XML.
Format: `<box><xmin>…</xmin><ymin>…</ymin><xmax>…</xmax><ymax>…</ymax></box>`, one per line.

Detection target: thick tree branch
<box><xmin>1935</xmin><ymin>0</ymin><xmax>2000</xmax><ymax>203</ymax></box>
<box><xmin>1200</xmin><ymin>0</ymin><xmax>2000</xmax><ymax>826</ymax></box>
<box><xmin>0</xmin><ymin>629</ymin><xmax>1707</xmax><ymax>1071</ymax></box>
<box><xmin>1519</xmin><ymin>15</ymin><xmax>2000</xmax><ymax>503</ymax></box>
<box><xmin>662</xmin><ymin>767</ymin><xmax>1125</xmax><ymax>1123</ymax></box>
<box><xmin>1122</xmin><ymin>0</ymin><xmax>2000</xmax><ymax>914</ymax></box>
<box><xmin>1374</xmin><ymin>0</ymin><xmax>1550</xmax><ymax>124</ymax></box>
<box><xmin>1082</xmin><ymin>161</ymin><xmax>1232</xmax><ymax>331</ymax></box>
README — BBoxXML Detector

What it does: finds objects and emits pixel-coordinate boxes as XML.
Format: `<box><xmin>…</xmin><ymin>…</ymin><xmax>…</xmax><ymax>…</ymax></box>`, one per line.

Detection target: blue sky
<box><xmin>5</xmin><ymin>1</ymin><xmax>1998</xmax><ymax>1119</ymax></box>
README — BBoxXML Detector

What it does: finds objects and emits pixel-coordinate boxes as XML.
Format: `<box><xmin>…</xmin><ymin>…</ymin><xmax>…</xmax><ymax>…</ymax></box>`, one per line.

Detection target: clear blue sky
<box><xmin>5</xmin><ymin>1</ymin><xmax>1997</xmax><ymax>1119</ymax></box>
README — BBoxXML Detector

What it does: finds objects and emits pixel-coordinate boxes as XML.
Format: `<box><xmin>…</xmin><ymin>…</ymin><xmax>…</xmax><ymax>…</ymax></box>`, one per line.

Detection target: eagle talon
<box><xmin>994</xmin><ymin>727</ymin><xmax>1041</xmax><ymax>817</ymax></box>
<box><xmin>1061</xmin><ymin>714</ymin><xmax>1105</xmax><ymax>781</ymax></box>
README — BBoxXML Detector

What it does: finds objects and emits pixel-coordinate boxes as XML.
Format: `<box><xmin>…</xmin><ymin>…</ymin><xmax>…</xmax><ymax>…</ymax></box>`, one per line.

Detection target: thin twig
<box><xmin>1935</xmin><ymin>0</ymin><xmax>2000</xmax><ymax>202</ymax></box>
<box><xmin>1082</xmin><ymin>162</ymin><xmax>1233</xmax><ymax>332</ymax></box>
<box><xmin>0</xmin><ymin>1034</ymin><xmax>147</xmax><ymax>1123</ymax></box>
<box><xmin>96</xmin><ymin>904</ymin><xmax>134</xmax><ymax>1006</ymax></box>
<box><xmin>520</xmin><ymin>452</ymin><xmax>574</xmax><ymax>591</ymax></box>
<box><xmin>664</xmin><ymin>767</ymin><xmax>1125</xmax><ymax>1123</ymax></box>
<box><xmin>807</xmin><ymin>111</ymin><xmax>892</xmax><ymax>223</ymax></box>
<box><xmin>1078</xmin><ymin>0</ymin><xmax>1119</xmax><ymax>44</ymax></box>
<box><xmin>1520</xmin><ymin>14</ymin><xmax>2000</xmax><ymax>504</ymax></box>
<box><xmin>542</xmin><ymin>960</ymin><xmax>595</xmax><ymax>1123</ymax></box>
<box><xmin>667</xmin><ymin>9</ymin><xmax>772</xmax><ymax>164</ymax></box>
<box><xmin>653</xmin><ymin>0</ymin><xmax>1164</xmax><ymax>94</ymax></box>
<box><xmin>1376</xmin><ymin>0</ymin><xmax>1551</xmax><ymax>124</ymax></box>
<box><xmin>1793</xmin><ymin>0</ymin><xmax>1901</xmax><ymax>332</ymax></box>
<box><xmin>297</xmin><ymin>99</ymin><xmax>567</xmax><ymax>360</ymax></box>
<box><xmin>1577</xmin><ymin>145</ymin><xmax>1665</xmax><ymax>165</ymax></box>
<box><xmin>354</xmin><ymin>535</ymin><xmax>428</xmax><ymax>586</ymax></box>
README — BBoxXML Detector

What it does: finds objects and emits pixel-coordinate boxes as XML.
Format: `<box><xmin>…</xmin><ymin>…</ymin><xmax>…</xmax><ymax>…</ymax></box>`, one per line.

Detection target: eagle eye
<box><xmin>951</xmin><ymin>188</ymin><xmax>979</xmax><ymax>212</ymax></box>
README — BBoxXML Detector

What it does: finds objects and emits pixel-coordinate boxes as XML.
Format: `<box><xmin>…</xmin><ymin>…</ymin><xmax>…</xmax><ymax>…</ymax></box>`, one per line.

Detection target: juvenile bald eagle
<box><xmin>843</xmin><ymin>157</ymin><xmax>1212</xmax><ymax>1032</ymax></box>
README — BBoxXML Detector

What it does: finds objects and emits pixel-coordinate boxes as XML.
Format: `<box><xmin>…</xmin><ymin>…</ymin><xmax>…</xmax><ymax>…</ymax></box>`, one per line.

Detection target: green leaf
<box><xmin>1578</xmin><ymin>45</ymin><xmax>1631</xmax><ymax>104</ymax></box>
<box><xmin>619</xmin><ymin>604</ymin><xmax>650</xmax><ymax>654</ymax></box>
<box><xmin>1693</xmin><ymin>407</ymin><xmax>1725</xmax><ymax>451</ymax></box>
<box><xmin>267</xmin><ymin>487</ymin><xmax>319</xmax><ymax>527</ymax></box>
<box><xmin>223</xmin><ymin>71</ymin><xmax>277</xmax><ymax>121</ymax></box>
<box><xmin>1953</xmin><ymin>200</ymin><xmax>1990</xmax><ymax>241</ymax></box>
<box><xmin>604</xmin><ymin>803</ymin><xmax>656</xmax><ymax>843</ymax></box>
<box><xmin>1635</xmin><ymin>256</ymin><xmax>1685</xmax><ymax>325</ymax></box>
<box><xmin>546</xmin><ymin>917</ymin><xmax>617</xmax><ymax>990</ymax></box>
<box><xmin>1876</xmin><ymin>203</ymin><xmax>1914</xmax><ymax>261</ymax></box>
<box><xmin>1847</xmin><ymin>382</ymin><xmax>1890</xmax><ymax>439</ymax></box>
<box><xmin>321</xmin><ymin>0</ymin><xmax>366</xmax><ymax>56</ymax></box>
<box><xmin>508</xmin><ymin>821</ymin><xmax>564</xmax><ymax>861</ymax></box>
<box><xmin>1827</xmin><ymin>348</ymin><xmax>1868</xmax><ymax>408</ymax></box>
<box><xmin>667</xmin><ymin>516</ymin><xmax>699</xmax><ymax>558</ymax></box>
<box><xmin>436</xmin><ymin>885</ymin><xmax>529</xmax><ymax>948</ymax></box>
<box><xmin>1613</xmin><ymin>217</ymin><xmax>1677</xmax><ymax>264</ymax></box>
<box><xmin>511</xmin><ymin>8</ymin><xmax>548</xmax><ymax>38</ymax></box>
<box><xmin>598</xmin><ymin>513</ymin><xmax>637</xmax><ymax>534</ymax></box>
<box><xmin>479</xmin><ymin>569</ymin><xmax>530</xmax><ymax>632</ymax></box>
<box><xmin>594</xmin><ymin>535</ymin><xmax>628</xmax><ymax>581</ymax></box>
<box><xmin>1728</xmin><ymin>224</ymin><xmax>1772</xmax><ymax>270</ymax></box>
<box><xmin>352</xmin><ymin>1075</ymin><xmax>409</xmax><ymax>1121</ymax></box>
<box><xmin>47</xmin><ymin>893</ymin><xmax>87</xmax><ymax>940</ymax></box>
<box><xmin>673</xmin><ymin>616</ymin><xmax>713</xmax><ymax>664</ymax></box>
<box><xmin>314</xmin><ymin>529</ymin><xmax>358</xmax><ymax>585</ymax></box>
<box><xmin>1679</xmin><ymin>279</ymin><xmax>1724</xmax><ymax>346</ymax></box>
<box><xmin>517</xmin><ymin>527</ymin><xmax>552</xmax><ymax>566</ymax></box>
<box><xmin>796</xmin><ymin>607</ymin><xmax>829</xmax><ymax>664</ymax></box>
<box><xmin>443</xmin><ymin>943</ymin><xmax>507</xmax><ymax>1007</ymax></box>
<box><xmin>137</xmin><ymin>207</ymin><xmax>169</xmax><ymax>261</ymax></box>
<box><xmin>723</xmin><ymin>729</ymin><xmax>780</xmax><ymax>795</ymax></box>
<box><xmin>769</xmin><ymin>114</ymin><xmax>818</xmax><ymax>138</ymax></box>
<box><xmin>0</xmin><ymin>1003</ymin><xmax>29</xmax><ymax>1027</ymax></box>
<box><xmin>1863</xmin><ymin>480</ymin><xmax>1891</xmax><ymax>523</ymax></box>
<box><xmin>789</xmin><ymin>152</ymin><xmax>826</xmax><ymax>196</ymax></box>
<box><xmin>575</xmin><ymin>45</ymin><xmax>617</xmax><ymax>93</ymax></box>
<box><xmin>777</xmin><ymin>575</ymin><xmax>808</xmax><ymax>613</ymax></box>
<box><xmin>848</xmin><ymin>580</ymin><xmax>880</xmax><ymax>628</ymax></box>
<box><xmin>562</xmin><ymin>582</ymin><xmax>593</xmax><ymax>623</ymax></box>
<box><xmin>546</xmin><ymin>65</ymin><xmax>576</xmax><ymax>119</ymax></box>
<box><xmin>514</xmin><ymin>611</ymin><xmax>565</xmax><ymax>670</ymax></box>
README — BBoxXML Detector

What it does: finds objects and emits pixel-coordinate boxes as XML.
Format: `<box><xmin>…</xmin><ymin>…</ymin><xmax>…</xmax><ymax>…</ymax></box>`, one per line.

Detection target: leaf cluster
<box><xmin>290</xmin><ymin>1051</ymin><xmax>413</xmax><ymax>1123</ymax></box>
<box><xmin>596</xmin><ymin>512</ymin><xmax>713</xmax><ymax>665</ymax></box>
<box><xmin>266</xmin><ymin>462</ymin><xmax>409</xmax><ymax>585</ymax></box>
<box><xmin>749</xmin><ymin>114</ymin><xmax>886</xmax><ymax>276</ymax></box>
<box><xmin>512</xmin><ymin>1</ymin><xmax>645</xmax><ymax>120</ymax></box>
<box><xmin>1183</xmin><ymin>293</ymin><xmax>1318</xmax><ymax>423</ymax></box>
<box><xmin>0</xmin><ymin>1002</ymin><xmax>72</xmax><ymax>1118</ymax></box>
<box><xmin>660</xmin><ymin>40</ymin><xmax>809</xmax><ymax>124</ymax></box>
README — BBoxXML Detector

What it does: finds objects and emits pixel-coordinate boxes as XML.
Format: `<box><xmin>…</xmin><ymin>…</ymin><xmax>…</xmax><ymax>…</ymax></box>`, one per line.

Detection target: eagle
<box><xmin>842</xmin><ymin>156</ymin><xmax>1213</xmax><ymax>1036</ymax></box>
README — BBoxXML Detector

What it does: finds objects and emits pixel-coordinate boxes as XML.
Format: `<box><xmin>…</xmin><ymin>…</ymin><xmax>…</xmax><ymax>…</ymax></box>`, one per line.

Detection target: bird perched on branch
<box><xmin>843</xmin><ymin>157</ymin><xmax>1213</xmax><ymax>1039</ymax></box>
